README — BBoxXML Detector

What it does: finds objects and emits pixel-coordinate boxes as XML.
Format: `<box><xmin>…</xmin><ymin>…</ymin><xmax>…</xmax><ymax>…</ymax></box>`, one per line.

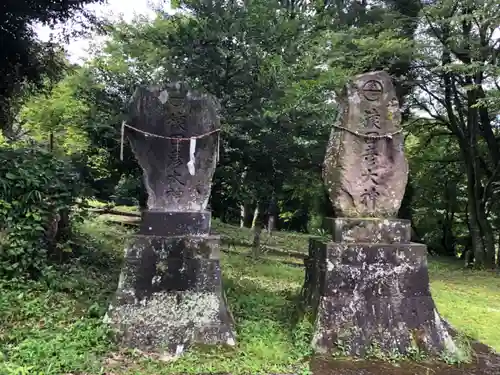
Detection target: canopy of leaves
<box><xmin>0</xmin><ymin>0</ymin><xmax>105</xmax><ymax>138</ymax></box>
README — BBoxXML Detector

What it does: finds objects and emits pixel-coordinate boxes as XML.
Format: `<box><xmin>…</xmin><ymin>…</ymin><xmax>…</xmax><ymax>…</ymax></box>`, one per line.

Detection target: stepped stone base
<box><xmin>301</xmin><ymin>218</ymin><xmax>457</xmax><ymax>357</ymax></box>
<box><xmin>105</xmin><ymin>212</ymin><xmax>236</xmax><ymax>355</ymax></box>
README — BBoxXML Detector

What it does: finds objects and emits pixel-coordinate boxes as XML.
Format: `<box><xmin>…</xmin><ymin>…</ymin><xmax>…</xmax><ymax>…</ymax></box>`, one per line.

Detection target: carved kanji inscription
<box><xmin>126</xmin><ymin>82</ymin><xmax>221</xmax><ymax>211</ymax></box>
<box><xmin>364</xmin><ymin>108</ymin><xmax>381</xmax><ymax>130</ymax></box>
<box><xmin>323</xmin><ymin>71</ymin><xmax>408</xmax><ymax>218</ymax></box>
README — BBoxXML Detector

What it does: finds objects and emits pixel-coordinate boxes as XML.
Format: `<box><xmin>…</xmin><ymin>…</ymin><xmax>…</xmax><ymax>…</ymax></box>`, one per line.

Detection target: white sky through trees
<box><xmin>34</xmin><ymin>0</ymin><xmax>173</xmax><ymax>64</ymax></box>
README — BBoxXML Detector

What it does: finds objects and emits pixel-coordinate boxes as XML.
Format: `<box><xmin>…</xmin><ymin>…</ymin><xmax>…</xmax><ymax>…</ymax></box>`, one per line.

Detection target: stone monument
<box><xmin>105</xmin><ymin>82</ymin><xmax>236</xmax><ymax>355</ymax></box>
<box><xmin>300</xmin><ymin>71</ymin><xmax>457</xmax><ymax>357</ymax></box>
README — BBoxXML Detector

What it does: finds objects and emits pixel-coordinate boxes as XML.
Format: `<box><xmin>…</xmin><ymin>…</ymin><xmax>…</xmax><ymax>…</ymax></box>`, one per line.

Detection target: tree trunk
<box><xmin>267</xmin><ymin>215</ymin><xmax>276</xmax><ymax>234</ymax></box>
<box><xmin>251</xmin><ymin>201</ymin><xmax>264</xmax><ymax>258</ymax></box>
<box><xmin>465</xmin><ymin>85</ymin><xmax>496</xmax><ymax>268</ymax></box>
<box><xmin>469</xmin><ymin>211</ymin><xmax>484</xmax><ymax>267</ymax></box>
<box><xmin>477</xmin><ymin>207</ymin><xmax>496</xmax><ymax>268</ymax></box>
<box><xmin>461</xmin><ymin>13</ymin><xmax>496</xmax><ymax>268</ymax></box>
<box><xmin>463</xmin><ymin>148</ymin><xmax>487</xmax><ymax>267</ymax></box>
<box><xmin>462</xmin><ymin>205</ymin><xmax>473</xmax><ymax>267</ymax></box>
<box><xmin>441</xmin><ymin>222</ymin><xmax>455</xmax><ymax>257</ymax></box>
<box><xmin>440</xmin><ymin>181</ymin><xmax>457</xmax><ymax>256</ymax></box>
<box><xmin>497</xmin><ymin>231</ymin><xmax>500</xmax><ymax>268</ymax></box>
<box><xmin>252</xmin><ymin>223</ymin><xmax>262</xmax><ymax>258</ymax></box>
<box><xmin>240</xmin><ymin>204</ymin><xmax>246</xmax><ymax>228</ymax></box>
<box><xmin>239</xmin><ymin>168</ymin><xmax>248</xmax><ymax>227</ymax></box>
<box><xmin>266</xmin><ymin>196</ymin><xmax>278</xmax><ymax>235</ymax></box>
<box><xmin>251</xmin><ymin>204</ymin><xmax>259</xmax><ymax>230</ymax></box>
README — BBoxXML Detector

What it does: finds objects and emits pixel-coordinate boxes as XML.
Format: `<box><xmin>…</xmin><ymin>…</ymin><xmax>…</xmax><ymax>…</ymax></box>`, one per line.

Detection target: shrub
<box><xmin>0</xmin><ymin>146</ymin><xmax>83</xmax><ymax>278</ymax></box>
<box><xmin>111</xmin><ymin>173</ymin><xmax>143</xmax><ymax>207</ymax></box>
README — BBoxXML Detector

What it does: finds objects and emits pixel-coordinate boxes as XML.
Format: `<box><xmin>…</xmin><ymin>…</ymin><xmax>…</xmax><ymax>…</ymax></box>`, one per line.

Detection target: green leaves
<box><xmin>18</xmin><ymin>73</ymin><xmax>91</xmax><ymax>156</ymax></box>
<box><xmin>0</xmin><ymin>146</ymin><xmax>83</xmax><ymax>278</ymax></box>
<box><xmin>0</xmin><ymin>0</ymin><xmax>104</xmax><ymax>138</ymax></box>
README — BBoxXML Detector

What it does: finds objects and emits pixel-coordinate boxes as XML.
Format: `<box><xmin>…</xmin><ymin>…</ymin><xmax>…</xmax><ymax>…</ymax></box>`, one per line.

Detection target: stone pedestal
<box><xmin>301</xmin><ymin>218</ymin><xmax>457</xmax><ymax>357</ymax></box>
<box><xmin>106</xmin><ymin>211</ymin><xmax>236</xmax><ymax>354</ymax></box>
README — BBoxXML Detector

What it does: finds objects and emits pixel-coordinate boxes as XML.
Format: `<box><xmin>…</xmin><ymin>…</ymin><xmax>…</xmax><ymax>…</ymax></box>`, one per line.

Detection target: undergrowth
<box><xmin>1</xmin><ymin>214</ymin><xmax>500</xmax><ymax>374</ymax></box>
<box><xmin>0</xmin><ymin>218</ymin><xmax>312</xmax><ymax>375</ymax></box>
<box><xmin>0</xmin><ymin>146</ymin><xmax>83</xmax><ymax>278</ymax></box>
<box><xmin>0</xmin><ymin>220</ymin><xmax>126</xmax><ymax>374</ymax></box>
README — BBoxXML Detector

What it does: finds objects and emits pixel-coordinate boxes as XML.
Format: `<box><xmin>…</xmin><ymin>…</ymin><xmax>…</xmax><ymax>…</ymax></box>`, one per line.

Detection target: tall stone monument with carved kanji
<box><xmin>105</xmin><ymin>82</ymin><xmax>236</xmax><ymax>355</ymax></box>
<box><xmin>300</xmin><ymin>71</ymin><xmax>457</xmax><ymax>357</ymax></box>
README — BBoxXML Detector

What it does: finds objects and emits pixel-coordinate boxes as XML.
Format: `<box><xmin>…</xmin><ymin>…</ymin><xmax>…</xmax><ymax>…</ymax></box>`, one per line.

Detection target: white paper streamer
<box><xmin>187</xmin><ymin>137</ymin><xmax>196</xmax><ymax>175</ymax></box>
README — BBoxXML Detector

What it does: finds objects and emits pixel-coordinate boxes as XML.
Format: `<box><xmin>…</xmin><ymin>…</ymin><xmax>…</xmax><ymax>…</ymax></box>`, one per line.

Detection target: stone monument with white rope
<box><xmin>300</xmin><ymin>71</ymin><xmax>458</xmax><ymax>358</ymax></box>
<box><xmin>106</xmin><ymin>82</ymin><xmax>236</xmax><ymax>356</ymax></box>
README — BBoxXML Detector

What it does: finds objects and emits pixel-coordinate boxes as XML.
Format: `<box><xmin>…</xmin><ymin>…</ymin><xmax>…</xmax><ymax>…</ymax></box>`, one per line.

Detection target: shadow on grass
<box><xmin>221</xmin><ymin>248</ymin><xmax>305</xmax><ymax>269</ymax></box>
<box><xmin>43</xmin><ymin>222</ymin><xmax>123</xmax><ymax>307</ymax></box>
<box><xmin>220</xmin><ymin>237</ymin><xmax>253</xmax><ymax>249</ymax></box>
<box><xmin>223</xmin><ymin>275</ymin><xmax>298</xmax><ymax>329</ymax></box>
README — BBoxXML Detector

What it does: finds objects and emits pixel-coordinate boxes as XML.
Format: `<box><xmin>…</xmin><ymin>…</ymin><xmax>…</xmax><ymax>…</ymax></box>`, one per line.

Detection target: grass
<box><xmin>0</xmin><ymin>220</ymin><xmax>127</xmax><ymax>375</ymax></box>
<box><xmin>113</xmin><ymin>255</ymin><xmax>310</xmax><ymax>375</ymax></box>
<box><xmin>1</xmin><ymin>212</ymin><xmax>500</xmax><ymax>374</ymax></box>
<box><xmin>214</xmin><ymin>220</ymin><xmax>310</xmax><ymax>253</ymax></box>
<box><xmin>428</xmin><ymin>259</ymin><xmax>500</xmax><ymax>350</ymax></box>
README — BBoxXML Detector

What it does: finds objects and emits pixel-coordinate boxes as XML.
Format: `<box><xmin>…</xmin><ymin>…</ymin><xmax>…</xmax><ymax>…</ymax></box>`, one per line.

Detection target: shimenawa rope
<box><xmin>331</xmin><ymin>124</ymin><xmax>403</xmax><ymax>140</ymax></box>
<box><xmin>119</xmin><ymin>121</ymin><xmax>221</xmax><ymax>164</ymax></box>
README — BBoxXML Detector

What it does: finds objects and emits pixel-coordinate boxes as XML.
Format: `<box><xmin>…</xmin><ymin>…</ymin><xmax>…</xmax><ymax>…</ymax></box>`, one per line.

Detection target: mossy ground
<box><xmin>1</xmin><ymin>208</ymin><xmax>499</xmax><ymax>374</ymax></box>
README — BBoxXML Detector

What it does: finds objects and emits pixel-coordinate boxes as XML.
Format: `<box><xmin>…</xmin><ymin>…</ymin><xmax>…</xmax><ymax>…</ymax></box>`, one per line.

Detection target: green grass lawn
<box><xmin>1</xmin><ymin>215</ymin><xmax>499</xmax><ymax>375</ymax></box>
<box><xmin>428</xmin><ymin>259</ymin><xmax>500</xmax><ymax>350</ymax></box>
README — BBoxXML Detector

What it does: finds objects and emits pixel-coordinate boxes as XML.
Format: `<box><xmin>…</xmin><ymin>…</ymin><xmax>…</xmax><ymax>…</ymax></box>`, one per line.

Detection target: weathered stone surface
<box><xmin>323</xmin><ymin>71</ymin><xmax>408</xmax><ymax>218</ymax></box>
<box><xmin>301</xmin><ymin>238</ymin><xmax>457</xmax><ymax>357</ymax></box>
<box><xmin>126</xmin><ymin>82</ymin><xmax>220</xmax><ymax>211</ymax></box>
<box><xmin>300</xmin><ymin>70</ymin><xmax>464</xmax><ymax>365</ymax></box>
<box><xmin>106</xmin><ymin>235</ymin><xmax>236</xmax><ymax>353</ymax></box>
<box><xmin>108</xmin><ymin>81</ymin><xmax>236</xmax><ymax>355</ymax></box>
<box><xmin>323</xmin><ymin>217</ymin><xmax>411</xmax><ymax>244</ymax></box>
<box><xmin>139</xmin><ymin>210</ymin><xmax>211</xmax><ymax>236</ymax></box>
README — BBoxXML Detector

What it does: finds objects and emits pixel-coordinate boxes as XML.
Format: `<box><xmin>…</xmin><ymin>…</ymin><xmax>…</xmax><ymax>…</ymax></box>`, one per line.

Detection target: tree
<box><xmin>68</xmin><ymin>0</ymin><xmax>338</xmax><ymax>231</ymax></box>
<box><xmin>413</xmin><ymin>0</ymin><xmax>500</xmax><ymax>268</ymax></box>
<box><xmin>66</xmin><ymin>0</ymin><xmax>423</xmax><ymax>234</ymax></box>
<box><xmin>19</xmin><ymin>73</ymin><xmax>90</xmax><ymax>155</ymax></box>
<box><xmin>15</xmin><ymin>0</ymin><xmax>500</xmax><ymax>271</ymax></box>
<box><xmin>0</xmin><ymin>0</ymin><xmax>105</xmax><ymax>138</ymax></box>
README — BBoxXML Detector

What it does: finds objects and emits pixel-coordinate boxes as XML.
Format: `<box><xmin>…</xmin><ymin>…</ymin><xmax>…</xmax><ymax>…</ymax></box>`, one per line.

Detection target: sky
<box><xmin>34</xmin><ymin>0</ymin><xmax>173</xmax><ymax>64</ymax></box>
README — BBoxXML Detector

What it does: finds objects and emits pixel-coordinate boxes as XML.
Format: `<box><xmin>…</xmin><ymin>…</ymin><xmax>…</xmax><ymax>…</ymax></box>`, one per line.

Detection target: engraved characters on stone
<box><xmin>322</xmin><ymin>71</ymin><xmax>408</xmax><ymax>218</ymax></box>
<box><xmin>125</xmin><ymin>82</ymin><xmax>221</xmax><ymax>212</ymax></box>
<box><xmin>361</xmin><ymin>80</ymin><xmax>383</xmax><ymax>101</ymax></box>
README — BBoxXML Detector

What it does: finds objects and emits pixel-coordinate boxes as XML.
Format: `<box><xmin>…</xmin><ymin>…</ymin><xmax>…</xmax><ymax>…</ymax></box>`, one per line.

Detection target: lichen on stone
<box><xmin>108</xmin><ymin>290</ymin><xmax>233</xmax><ymax>350</ymax></box>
